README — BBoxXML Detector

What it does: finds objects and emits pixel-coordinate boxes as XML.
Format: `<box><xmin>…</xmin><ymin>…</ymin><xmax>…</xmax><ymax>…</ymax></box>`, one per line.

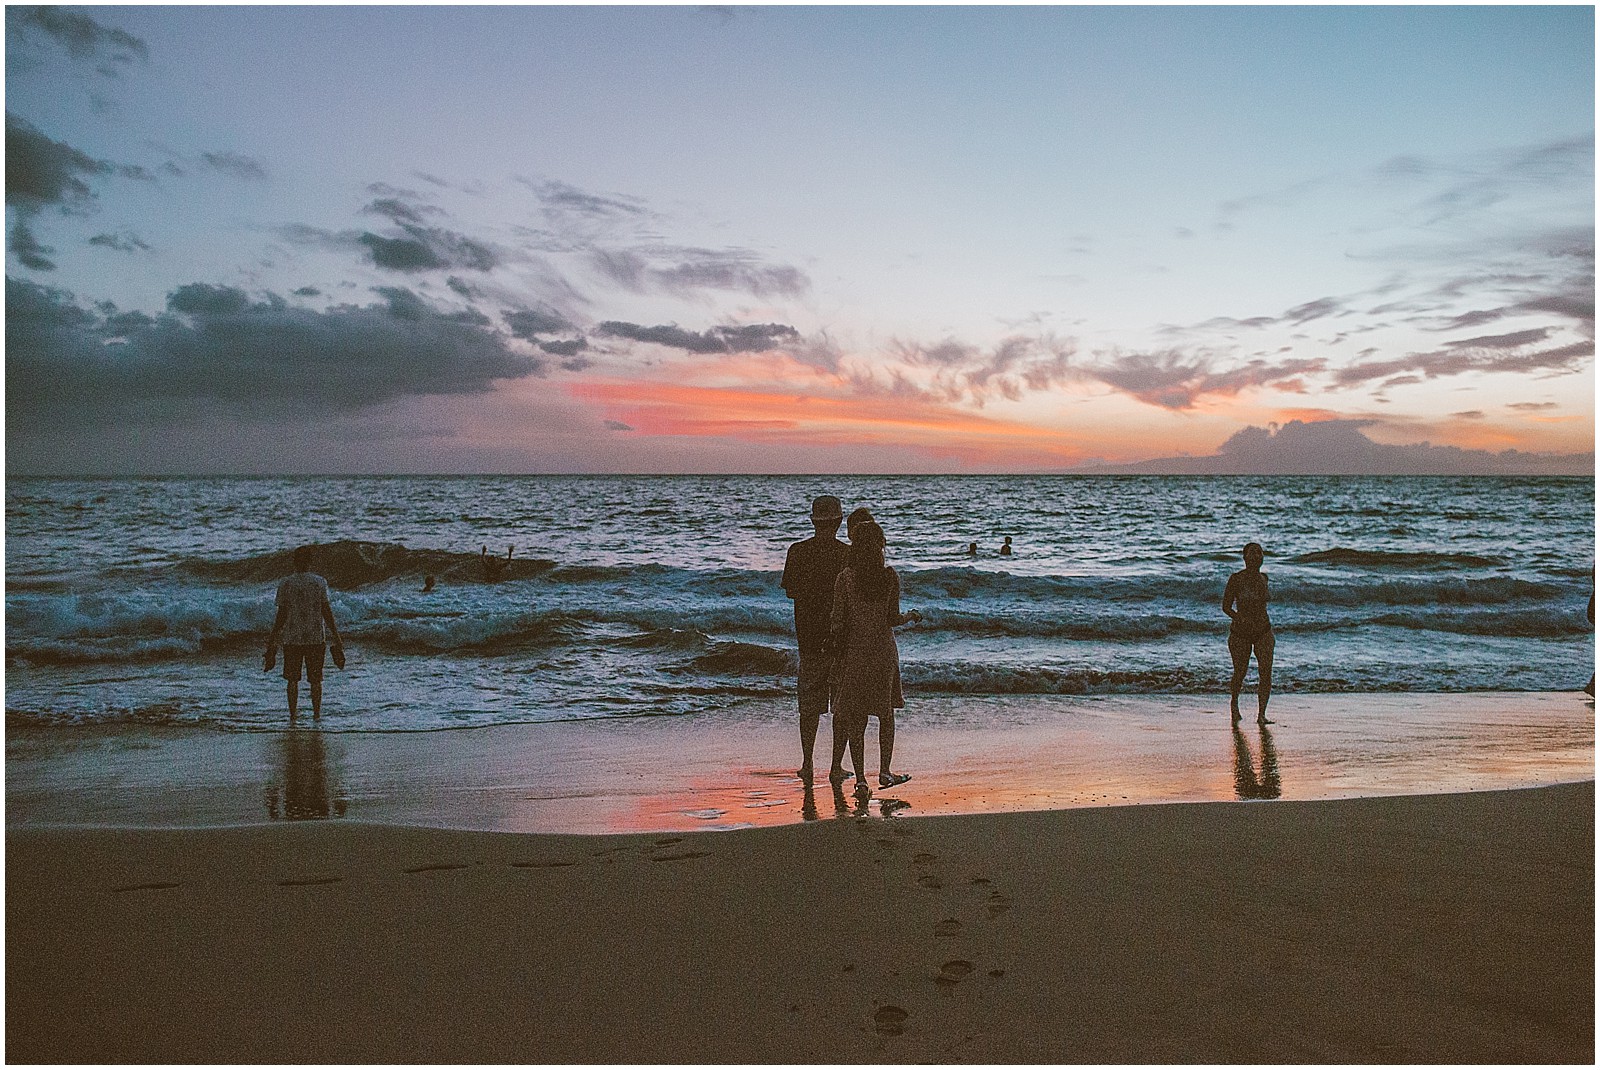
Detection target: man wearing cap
<box><xmin>781</xmin><ymin>494</ymin><xmax>852</xmax><ymax>782</ymax></box>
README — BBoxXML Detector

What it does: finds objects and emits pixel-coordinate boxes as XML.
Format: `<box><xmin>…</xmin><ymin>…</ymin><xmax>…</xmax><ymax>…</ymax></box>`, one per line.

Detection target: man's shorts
<box><xmin>797</xmin><ymin>649</ymin><xmax>833</xmax><ymax>719</ymax></box>
<box><xmin>282</xmin><ymin>643</ymin><xmax>326</xmax><ymax>683</ymax></box>
<box><xmin>1228</xmin><ymin>628</ymin><xmax>1274</xmax><ymax>665</ymax></box>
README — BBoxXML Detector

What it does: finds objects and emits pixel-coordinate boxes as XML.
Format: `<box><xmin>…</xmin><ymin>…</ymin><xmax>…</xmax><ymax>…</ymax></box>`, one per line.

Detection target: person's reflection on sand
<box><xmin>265</xmin><ymin>728</ymin><xmax>347</xmax><ymax>820</ymax></box>
<box><xmin>1232</xmin><ymin>724</ymin><xmax>1281</xmax><ymax>800</ymax></box>
<box><xmin>800</xmin><ymin>782</ymin><xmax>819</xmax><ymax>822</ymax></box>
<box><xmin>831</xmin><ymin>780</ymin><xmax>871</xmax><ymax>818</ymax></box>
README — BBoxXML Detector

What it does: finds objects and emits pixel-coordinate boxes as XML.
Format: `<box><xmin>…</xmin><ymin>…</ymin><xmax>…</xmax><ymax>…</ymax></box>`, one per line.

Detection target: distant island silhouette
<box><xmin>1070</xmin><ymin>419</ymin><xmax>1593</xmax><ymax>476</ymax></box>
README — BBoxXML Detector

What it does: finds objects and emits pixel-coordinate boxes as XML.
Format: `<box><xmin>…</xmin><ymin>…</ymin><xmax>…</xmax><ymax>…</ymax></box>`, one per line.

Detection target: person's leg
<box><xmin>797</xmin><ymin>652</ymin><xmax>826</xmax><ymax>778</ymax></box>
<box><xmin>306</xmin><ymin>647</ymin><xmax>326</xmax><ymax>720</ymax></box>
<box><xmin>829</xmin><ymin>712</ymin><xmax>850</xmax><ymax>780</ymax></box>
<box><xmin>848</xmin><ymin>715</ymin><xmax>868</xmax><ymax>793</ymax></box>
<box><xmin>1227</xmin><ymin>633</ymin><xmax>1248</xmax><ymax>722</ymax></box>
<box><xmin>879</xmin><ymin>709</ymin><xmax>895</xmax><ymax>777</ymax></box>
<box><xmin>283</xmin><ymin>647</ymin><xmax>301</xmax><ymax>721</ymax></box>
<box><xmin>1255</xmin><ymin>632</ymin><xmax>1274</xmax><ymax>722</ymax></box>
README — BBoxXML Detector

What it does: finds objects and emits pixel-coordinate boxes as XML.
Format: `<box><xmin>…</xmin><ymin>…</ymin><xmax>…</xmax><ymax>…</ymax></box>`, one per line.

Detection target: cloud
<box><xmin>7</xmin><ymin>6</ymin><xmax>148</xmax><ymax>74</ymax></box>
<box><xmin>887</xmin><ymin>334</ymin><xmax>1078</xmax><ymax>407</ymax></box>
<box><xmin>503</xmin><ymin>308</ymin><xmax>573</xmax><ymax>339</ymax></box>
<box><xmin>88</xmin><ymin>230</ymin><xmax>150</xmax><ymax>253</ymax></box>
<box><xmin>8</xmin><ymin>220</ymin><xmax>55</xmax><ymax>270</ymax></box>
<box><xmin>1082</xmin><ymin>418</ymin><xmax>1590</xmax><ymax>475</ymax></box>
<box><xmin>200</xmin><ymin>151</ymin><xmax>267</xmax><ymax>181</ymax></box>
<box><xmin>1334</xmin><ymin>335</ymin><xmax>1592</xmax><ymax>387</ymax></box>
<box><xmin>1083</xmin><ymin>349</ymin><xmax>1326</xmax><ymax>410</ymax></box>
<box><xmin>5</xmin><ymin>112</ymin><xmax>149</xmax><ymax>209</ymax></box>
<box><xmin>1508</xmin><ymin>401</ymin><xmax>1558</xmax><ymax>412</ymax></box>
<box><xmin>520</xmin><ymin>177</ymin><xmax>648</xmax><ymax>220</ymax></box>
<box><xmin>6</xmin><ymin>275</ymin><xmax>548</xmax><ymax>430</ymax></box>
<box><xmin>596</xmin><ymin>320</ymin><xmax>801</xmax><ymax>355</ymax></box>
<box><xmin>603</xmin><ymin>419</ymin><xmax>635</xmax><ymax>431</ymax></box>
<box><xmin>591</xmin><ymin>245</ymin><xmax>809</xmax><ymax>300</ymax></box>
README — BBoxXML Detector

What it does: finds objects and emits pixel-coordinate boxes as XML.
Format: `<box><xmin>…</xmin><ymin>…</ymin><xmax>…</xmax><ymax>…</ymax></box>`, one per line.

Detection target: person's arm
<box><xmin>780</xmin><ymin>546</ymin><xmax>797</xmax><ymax>600</ymax></box>
<box><xmin>320</xmin><ymin>590</ymin><xmax>343</xmax><ymax>649</ymax></box>
<box><xmin>1221</xmin><ymin>574</ymin><xmax>1238</xmax><ymax>620</ymax></box>
<box><xmin>267</xmin><ymin>600</ymin><xmax>288</xmax><ymax>648</ymax></box>
<box><xmin>829</xmin><ymin>571</ymin><xmax>848</xmax><ymax>640</ymax></box>
<box><xmin>890</xmin><ymin>568</ymin><xmax>921</xmax><ymax>626</ymax></box>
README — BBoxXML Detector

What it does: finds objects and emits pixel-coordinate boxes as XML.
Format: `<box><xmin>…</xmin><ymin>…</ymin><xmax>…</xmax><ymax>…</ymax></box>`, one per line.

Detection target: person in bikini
<box><xmin>1222</xmin><ymin>541</ymin><xmax>1273</xmax><ymax>725</ymax></box>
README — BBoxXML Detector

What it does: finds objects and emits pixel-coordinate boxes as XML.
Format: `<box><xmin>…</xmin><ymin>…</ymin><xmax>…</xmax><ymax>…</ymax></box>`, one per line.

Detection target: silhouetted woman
<box><xmin>829</xmin><ymin>519</ymin><xmax>921</xmax><ymax>793</ymax></box>
<box><xmin>1222</xmin><ymin>541</ymin><xmax>1273</xmax><ymax>724</ymax></box>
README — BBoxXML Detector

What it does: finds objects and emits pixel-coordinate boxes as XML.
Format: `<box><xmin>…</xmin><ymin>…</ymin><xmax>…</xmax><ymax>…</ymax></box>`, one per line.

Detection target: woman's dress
<box><xmin>829</xmin><ymin>565</ymin><xmax>905</xmax><ymax>723</ymax></box>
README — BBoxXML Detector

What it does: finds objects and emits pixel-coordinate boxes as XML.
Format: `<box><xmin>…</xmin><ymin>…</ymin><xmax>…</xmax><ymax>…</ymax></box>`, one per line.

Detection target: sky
<box><xmin>4</xmin><ymin>3</ymin><xmax>1594</xmax><ymax>474</ymax></box>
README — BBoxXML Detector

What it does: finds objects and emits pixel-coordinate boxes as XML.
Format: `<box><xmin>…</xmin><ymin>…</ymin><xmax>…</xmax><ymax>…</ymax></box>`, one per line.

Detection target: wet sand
<box><xmin>7</xmin><ymin>780</ymin><xmax>1593</xmax><ymax>1062</ymax></box>
<box><xmin>6</xmin><ymin>692</ymin><xmax>1593</xmax><ymax>833</ymax></box>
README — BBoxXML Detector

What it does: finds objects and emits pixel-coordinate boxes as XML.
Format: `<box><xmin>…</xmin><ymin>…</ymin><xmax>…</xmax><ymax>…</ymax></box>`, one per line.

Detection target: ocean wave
<box><xmin>903</xmin><ymin>662</ymin><xmax>1223</xmax><ymax>695</ymax></box>
<box><xmin>1291</xmin><ymin>548</ymin><xmax>1505</xmax><ymax>569</ymax></box>
<box><xmin>182</xmin><ymin>540</ymin><xmax>557</xmax><ymax>590</ymax></box>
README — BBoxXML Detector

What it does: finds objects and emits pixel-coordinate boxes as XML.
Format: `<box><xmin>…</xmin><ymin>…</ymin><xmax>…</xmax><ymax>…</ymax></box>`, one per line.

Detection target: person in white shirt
<box><xmin>265</xmin><ymin>545</ymin><xmax>345</xmax><ymax>721</ymax></box>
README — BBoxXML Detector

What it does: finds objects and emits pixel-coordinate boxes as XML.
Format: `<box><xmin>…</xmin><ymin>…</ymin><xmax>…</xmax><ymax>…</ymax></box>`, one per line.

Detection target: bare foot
<box><xmin>798</xmin><ymin>764</ymin><xmax>813</xmax><ymax>782</ymax></box>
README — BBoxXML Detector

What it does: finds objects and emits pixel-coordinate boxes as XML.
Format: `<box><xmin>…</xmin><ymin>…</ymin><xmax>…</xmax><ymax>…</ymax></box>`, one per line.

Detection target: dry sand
<box><xmin>7</xmin><ymin>780</ymin><xmax>1592</xmax><ymax>1062</ymax></box>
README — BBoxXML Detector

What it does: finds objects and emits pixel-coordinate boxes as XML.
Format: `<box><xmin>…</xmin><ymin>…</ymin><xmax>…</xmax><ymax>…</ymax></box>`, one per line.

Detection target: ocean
<box><xmin>5</xmin><ymin>475</ymin><xmax>1594</xmax><ymax>733</ymax></box>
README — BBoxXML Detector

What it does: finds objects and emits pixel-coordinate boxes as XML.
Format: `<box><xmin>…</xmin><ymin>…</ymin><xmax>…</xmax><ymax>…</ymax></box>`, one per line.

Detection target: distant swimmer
<box><xmin>999</xmin><ymin>536</ymin><xmax>1013</xmax><ymax>556</ymax></box>
<box><xmin>481</xmin><ymin>544</ymin><xmax>512</xmax><ymax>581</ymax></box>
<box><xmin>965</xmin><ymin>542</ymin><xmax>978</xmax><ymax>557</ymax></box>
<box><xmin>264</xmin><ymin>545</ymin><xmax>346</xmax><ymax>723</ymax></box>
<box><xmin>1222</xmin><ymin>541</ymin><xmax>1273</xmax><ymax>725</ymax></box>
<box><xmin>421</xmin><ymin>575</ymin><xmax>436</xmax><ymax>593</ymax></box>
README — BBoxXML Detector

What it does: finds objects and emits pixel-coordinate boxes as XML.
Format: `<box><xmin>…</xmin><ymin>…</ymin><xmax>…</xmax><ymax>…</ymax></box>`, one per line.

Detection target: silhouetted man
<box><xmin>781</xmin><ymin>495</ymin><xmax>850</xmax><ymax>782</ymax></box>
<box><xmin>265</xmin><ymin>545</ymin><xmax>344</xmax><ymax>722</ymax></box>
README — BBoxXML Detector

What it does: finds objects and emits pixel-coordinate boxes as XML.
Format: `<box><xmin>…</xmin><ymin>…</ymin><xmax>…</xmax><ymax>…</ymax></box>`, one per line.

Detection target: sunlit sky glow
<box><xmin>5</xmin><ymin>4</ymin><xmax>1593</xmax><ymax>473</ymax></box>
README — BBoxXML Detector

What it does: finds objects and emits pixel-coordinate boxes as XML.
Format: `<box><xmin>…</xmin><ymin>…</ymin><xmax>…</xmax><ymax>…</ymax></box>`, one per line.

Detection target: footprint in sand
<box><xmin>935</xmin><ymin>918</ymin><xmax>962</xmax><ymax>937</ymax></box>
<box><xmin>654</xmin><ymin>837</ymin><xmax>683</xmax><ymax>847</ymax></box>
<box><xmin>969</xmin><ymin>877</ymin><xmax>991</xmax><ymax>887</ymax></box>
<box><xmin>650</xmin><ymin>850</ymin><xmax>710</xmax><ymax>862</ymax></box>
<box><xmin>510</xmin><ymin>860</ymin><xmax>578</xmax><ymax>869</ymax></box>
<box><xmin>986</xmin><ymin>891</ymin><xmax>1011</xmax><ymax>917</ymax></box>
<box><xmin>405</xmin><ymin>863</ymin><xmax>469</xmax><ymax>874</ymax></box>
<box><xmin>112</xmin><ymin>881</ymin><xmax>180</xmax><ymax>893</ymax></box>
<box><xmin>913</xmin><ymin>852</ymin><xmax>938</xmax><ymax>865</ymax></box>
<box><xmin>916</xmin><ymin>874</ymin><xmax>943</xmax><ymax>890</ymax></box>
<box><xmin>277</xmin><ymin>876</ymin><xmax>342</xmax><ymax>887</ymax></box>
<box><xmin>873</xmin><ymin>1005</ymin><xmax>909</xmax><ymax>1036</ymax></box>
<box><xmin>934</xmin><ymin>960</ymin><xmax>975</xmax><ymax>989</ymax></box>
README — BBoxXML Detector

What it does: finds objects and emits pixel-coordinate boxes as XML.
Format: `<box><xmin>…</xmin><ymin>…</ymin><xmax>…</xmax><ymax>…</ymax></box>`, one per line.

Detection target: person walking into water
<box><xmin>830</xmin><ymin>518</ymin><xmax>922</xmax><ymax>794</ymax></box>
<box><xmin>1222</xmin><ymin>541</ymin><xmax>1273</xmax><ymax>725</ymax></box>
<box><xmin>781</xmin><ymin>495</ymin><xmax>851</xmax><ymax>783</ymax></box>
<box><xmin>265</xmin><ymin>545</ymin><xmax>345</xmax><ymax>722</ymax></box>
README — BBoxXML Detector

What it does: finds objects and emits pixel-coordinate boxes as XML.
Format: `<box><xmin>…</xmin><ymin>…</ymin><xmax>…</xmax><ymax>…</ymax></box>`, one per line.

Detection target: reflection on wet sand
<box><xmin>1232</xmin><ymin>725</ymin><xmax>1281</xmax><ymax>800</ymax></box>
<box><xmin>265</xmin><ymin>729</ymin><xmax>347</xmax><ymax>820</ymax></box>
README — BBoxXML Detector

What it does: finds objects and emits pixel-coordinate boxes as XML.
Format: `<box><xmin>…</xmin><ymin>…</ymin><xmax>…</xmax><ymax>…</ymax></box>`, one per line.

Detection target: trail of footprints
<box><xmin>856</xmin><ymin>825</ymin><xmax>1014</xmax><ymax>1047</ymax></box>
<box><xmin>109</xmin><ymin>835</ymin><xmax>715</xmax><ymax>896</ymax></box>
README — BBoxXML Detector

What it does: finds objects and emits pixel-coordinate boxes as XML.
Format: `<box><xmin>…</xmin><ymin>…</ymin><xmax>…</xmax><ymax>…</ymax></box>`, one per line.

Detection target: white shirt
<box><xmin>275</xmin><ymin>572</ymin><xmax>331</xmax><ymax>645</ymax></box>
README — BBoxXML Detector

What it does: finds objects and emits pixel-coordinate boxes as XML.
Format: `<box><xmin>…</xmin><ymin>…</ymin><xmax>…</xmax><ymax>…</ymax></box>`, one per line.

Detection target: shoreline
<box><xmin>7</xmin><ymin>781</ymin><xmax>1592</xmax><ymax>1062</ymax></box>
<box><xmin>8</xmin><ymin>691</ymin><xmax>1594</xmax><ymax>835</ymax></box>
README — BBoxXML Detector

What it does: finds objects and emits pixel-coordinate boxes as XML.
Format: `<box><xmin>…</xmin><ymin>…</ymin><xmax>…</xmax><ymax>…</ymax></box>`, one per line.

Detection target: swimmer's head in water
<box><xmin>1243</xmin><ymin>542</ymin><xmax>1264</xmax><ymax>568</ymax></box>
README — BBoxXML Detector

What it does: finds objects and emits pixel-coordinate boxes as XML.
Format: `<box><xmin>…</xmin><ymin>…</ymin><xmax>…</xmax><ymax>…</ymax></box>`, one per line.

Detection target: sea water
<box><xmin>5</xmin><ymin>475</ymin><xmax>1593</xmax><ymax>732</ymax></box>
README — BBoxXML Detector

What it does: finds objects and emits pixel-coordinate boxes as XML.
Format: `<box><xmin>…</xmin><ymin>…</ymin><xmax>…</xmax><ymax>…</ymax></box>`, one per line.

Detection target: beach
<box><xmin>7</xmin><ymin>782</ymin><xmax>1592</xmax><ymax>1062</ymax></box>
<box><xmin>6</xmin><ymin>691</ymin><xmax>1594</xmax><ymax>1062</ymax></box>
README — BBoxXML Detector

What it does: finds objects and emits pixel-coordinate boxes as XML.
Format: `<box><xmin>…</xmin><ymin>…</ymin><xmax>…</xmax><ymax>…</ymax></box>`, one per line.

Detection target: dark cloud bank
<box><xmin>1075</xmin><ymin>419</ymin><xmax>1592</xmax><ymax>476</ymax></box>
<box><xmin>6</xmin><ymin>276</ymin><xmax>547</xmax><ymax>431</ymax></box>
